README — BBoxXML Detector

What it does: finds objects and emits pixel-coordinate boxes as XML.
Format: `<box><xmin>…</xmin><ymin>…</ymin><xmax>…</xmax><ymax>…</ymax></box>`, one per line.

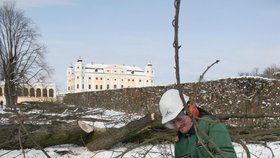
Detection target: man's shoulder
<box><xmin>197</xmin><ymin>115</ymin><xmax>221</xmax><ymax>129</ymax></box>
<box><xmin>199</xmin><ymin>114</ymin><xmax>218</xmax><ymax>122</ymax></box>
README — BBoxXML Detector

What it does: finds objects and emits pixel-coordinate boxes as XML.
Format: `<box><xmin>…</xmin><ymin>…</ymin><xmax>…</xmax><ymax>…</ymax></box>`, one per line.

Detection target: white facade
<box><xmin>66</xmin><ymin>58</ymin><xmax>154</xmax><ymax>93</ymax></box>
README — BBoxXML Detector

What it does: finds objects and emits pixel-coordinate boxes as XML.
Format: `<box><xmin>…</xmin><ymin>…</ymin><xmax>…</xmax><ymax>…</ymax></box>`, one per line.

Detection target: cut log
<box><xmin>86</xmin><ymin>113</ymin><xmax>161</xmax><ymax>151</ymax></box>
<box><xmin>78</xmin><ymin>120</ymin><xmax>94</xmax><ymax>133</ymax></box>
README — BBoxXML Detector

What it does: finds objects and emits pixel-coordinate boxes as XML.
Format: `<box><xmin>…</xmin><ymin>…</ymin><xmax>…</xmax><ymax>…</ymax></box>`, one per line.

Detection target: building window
<box><xmin>132</xmin><ymin>79</ymin><xmax>134</xmax><ymax>82</ymax></box>
<box><xmin>30</xmin><ymin>88</ymin><xmax>35</xmax><ymax>97</ymax></box>
<box><xmin>100</xmin><ymin>78</ymin><xmax>103</xmax><ymax>80</ymax></box>
<box><xmin>36</xmin><ymin>88</ymin><xmax>41</xmax><ymax>97</ymax></box>
<box><xmin>77</xmin><ymin>76</ymin><xmax>79</xmax><ymax>79</ymax></box>
<box><xmin>77</xmin><ymin>84</ymin><xmax>79</xmax><ymax>89</ymax></box>
<box><xmin>139</xmin><ymin>80</ymin><xmax>142</xmax><ymax>82</ymax></box>
<box><xmin>82</xmin><ymin>84</ymin><xmax>84</xmax><ymax>89</ymax></box>
<box><xmin>107</xmin><ymin>84</ymin><xmax>109</xmax><ymax>89</ymax></box>
<box><xmin>89</xmin><ymin>84</ymin><xmax>91</xmax><ymax>89</ymax></box>
<box><xmin>23</xmin><ymin>88</ymin><xmax>28</xmax><ymax>97</ymax></box>
<box><xmin>100</xmin><ymin>85</ymin><xmax>103</xmax><ymax>90</ymax></box>
<box><xmin>17</xmin><ymin>88</ymin><xmax>23</xmax><ymax>97</ymax></box>
<box><xmin>114</xmin><ymin>84</ymin><xmax>117</xmax><ymax>89</ymax></box>
<box><xmin>128</xmin><ymin>79</ymin><xmax>130</xmax><ymax>81</ymax></box>
<box><xmin>89</xmin><ymin>77</ymin><xmax>91</xmax><ymax>80</ymax></box>
<box><xmin>49</xmin><ymin>89</ymin><xmax>54</xmax><ymax>97</ymax></box>
<box><xmin>96</xmin><ymin>77</ymin><xmax>98</xmax><ymax>80</ymax></box>
<box><xmin>43</xmin><ymin>88</ymin><xmax>47</xmax><ymax>97</ymax></box>
<box><xmin>121</xmin><ymin>85</ymin><xmax>124</xmax><ymax>88</ymax></box>
<box><xmin>96</xmin><ymin>85</ymin><xmax>98</xmax><ymax>89</ymax></box>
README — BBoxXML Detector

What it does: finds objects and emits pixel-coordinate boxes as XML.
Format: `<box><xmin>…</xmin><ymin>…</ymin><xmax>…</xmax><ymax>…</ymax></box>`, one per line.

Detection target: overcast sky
<box><xmin>1</xmin><ymin>0</ymin><xmax>279</xmax><ymax>92</ymax></box>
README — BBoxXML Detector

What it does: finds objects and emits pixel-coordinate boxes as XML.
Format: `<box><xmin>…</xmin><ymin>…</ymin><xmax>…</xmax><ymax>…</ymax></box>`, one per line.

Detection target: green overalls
<box><xmin>175</xmin><ymin>116</ymin><xmax>237</xmax><ymax>158</ymax></box>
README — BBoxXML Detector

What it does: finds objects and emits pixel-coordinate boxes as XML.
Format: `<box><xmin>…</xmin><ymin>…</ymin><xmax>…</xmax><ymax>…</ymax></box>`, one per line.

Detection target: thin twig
<box><xmin>193</xmin><ymin>122</ymin><xmax>216</xmax><ymax>158</ymax></box>
<box><xmin>198</xmin><ymin>60</ymin><xmax>220</xmax><ymax>83</ymax></box>
<box><xmin>193</xmin><ymin>60</ymin><xmax>220</xmax><ymax>103</ymax></box>
<box><xmin>262</xmin><ymin>143</ymin><xmax>275</xmax><ymax>158</ymax></box>
<box><xmin>116</xmin><ymin>131</ymin><xmax>175</xmax><ymax>158</ymax></box>
<box><xmin>193</xmin><ymin>119</ymin><xmax>227</xmax><ymax>158</ymax></box>
<box><xmin>235</xmin><ymin>139</ymin><xmax>251</xmax><ymax>158</ymax></box>
<box><xmin>18</xmin><ymin>126</ymin><xmax>26</xmax><ymax>158</ymax></box>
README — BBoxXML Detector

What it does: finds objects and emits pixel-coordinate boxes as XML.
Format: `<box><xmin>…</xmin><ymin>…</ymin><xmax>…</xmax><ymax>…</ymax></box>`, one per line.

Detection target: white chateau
<box><xmin>66</xmin><ymin>58</ymin><xmax>154</xmax><ymax>93</ymax></box>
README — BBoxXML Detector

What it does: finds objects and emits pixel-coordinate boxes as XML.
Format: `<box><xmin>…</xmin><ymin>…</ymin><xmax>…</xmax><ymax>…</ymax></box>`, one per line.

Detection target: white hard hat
<box><xmin>159</xmin><ymin>89</ymin><xmax>189</xmax><ymax>129</ymax></box>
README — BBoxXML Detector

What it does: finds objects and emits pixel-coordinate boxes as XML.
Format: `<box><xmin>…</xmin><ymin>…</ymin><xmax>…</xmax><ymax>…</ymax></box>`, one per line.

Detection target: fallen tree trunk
<box><xmin>0</xmin><ymin>121</ymin><xmax>89</xmax><ymax>149</ymax></box>
<box><xmin>0</xmin><ymin>113</ymin><xmax>161</xmax><ymax>150</ymax></box>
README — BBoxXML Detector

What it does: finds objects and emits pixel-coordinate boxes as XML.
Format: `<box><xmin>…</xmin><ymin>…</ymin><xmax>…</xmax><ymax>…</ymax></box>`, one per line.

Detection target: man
<box><xmin>159</xmin><ymin>89</ymin><xmax>237</xmax><ymax>158</ymax></box>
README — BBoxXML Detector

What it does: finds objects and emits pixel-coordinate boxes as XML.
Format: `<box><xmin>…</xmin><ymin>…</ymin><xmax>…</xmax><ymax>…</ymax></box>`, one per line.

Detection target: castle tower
<box><xmin>144</xmin><ymin>62</ymin><xmax>154</xmax><ymax>86</ymax></box>
<box><xmin>74</xmin><ymin>58</ymin><xmax>85</xmax><ymax>92</ymax></box>
<box><xmin>66</xmin><ymin>65</ymin><xmax>74</xmax><ymax>93</ymax></box>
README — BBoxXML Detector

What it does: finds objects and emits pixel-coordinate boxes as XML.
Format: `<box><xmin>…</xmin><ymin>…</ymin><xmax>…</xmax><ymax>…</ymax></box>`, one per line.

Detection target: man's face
<box><xmin>173</xmin><ymin>114</ymin><xmax>193</xmax><ymax>133</ymax></box>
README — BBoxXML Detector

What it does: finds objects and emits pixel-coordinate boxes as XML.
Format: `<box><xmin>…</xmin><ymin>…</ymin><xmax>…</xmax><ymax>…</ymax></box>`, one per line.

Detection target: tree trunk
<box><xmin>4</xmin><ymin>55</ymin><xmax>18</xmax><ymax>110</ymax></box>
<box><xmin>0</xmin><ymin>121</ymin><xmax>90</xmax><ymax>149</ymax></box>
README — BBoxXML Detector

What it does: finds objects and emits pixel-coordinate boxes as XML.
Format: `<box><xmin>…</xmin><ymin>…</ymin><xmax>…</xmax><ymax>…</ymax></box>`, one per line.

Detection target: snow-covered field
<box><xmin>0</xmin><ymin>105</ymin><xmax>280</xmax><ymax>158</ymax></box>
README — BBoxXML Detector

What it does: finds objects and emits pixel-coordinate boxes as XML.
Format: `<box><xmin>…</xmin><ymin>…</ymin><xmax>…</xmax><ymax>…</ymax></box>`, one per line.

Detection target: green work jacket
<box><xmin>175</xmin><ymin>116</ymin><xmax>237</xmax><ymax>158</ymax></box>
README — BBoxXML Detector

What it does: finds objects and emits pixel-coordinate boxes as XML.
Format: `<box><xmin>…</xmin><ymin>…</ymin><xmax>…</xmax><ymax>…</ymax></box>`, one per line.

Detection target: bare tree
<box><xmin>0</xmin><ymin>1</ymin><xmax>51</xmax><ymax>109</ymax></box>
<box><xmin>261</xmin><ymin>64</ymin><xmax>280</xmax><ymax>79</ymax></box>
<box><xmin>238</xmin><ymin>64</ymin><xmax>280</xmax><ymax>79</ymax></box>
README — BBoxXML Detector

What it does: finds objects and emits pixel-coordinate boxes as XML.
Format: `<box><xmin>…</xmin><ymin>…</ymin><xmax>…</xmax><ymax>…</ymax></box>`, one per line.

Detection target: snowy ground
<box><xmin>0</xmin><ymin>142</ymin><xmax>280</xmax><ymax>158</ymax></box>
<box><xmin>0</xmin><ymin>105</ymin><xmax>280</xmax><ymax>158</ymax></box>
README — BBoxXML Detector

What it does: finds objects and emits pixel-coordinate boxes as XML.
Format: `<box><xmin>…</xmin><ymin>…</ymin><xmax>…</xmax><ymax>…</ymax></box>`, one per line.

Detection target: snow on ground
<box><xmin>0</xmin><ymin>142</ymin><xmax>280</xmax><ymax>158</ymax></box>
